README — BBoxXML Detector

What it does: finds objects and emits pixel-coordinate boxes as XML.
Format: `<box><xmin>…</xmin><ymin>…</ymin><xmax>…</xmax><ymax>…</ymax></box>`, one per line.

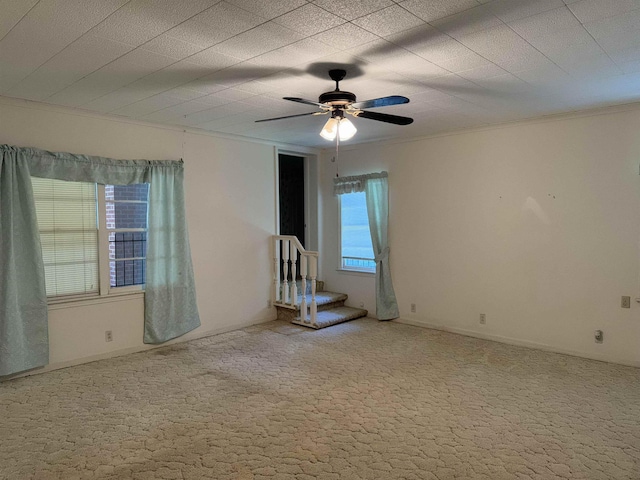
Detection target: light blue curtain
<box><xmin>0</xmin><ymin>145</ymin><xmax>201</xmax><ymax>376</ymax></box>
<box><xmin>143</xmin><ymin>165</ymin><xmax>200</xmax><ymax>343</ymax></box>
<box><xmin>0</xmin><ymin>149</ymin><xmax>49</xmax><ymax>376</ymax></box>
<box><xmin>334</xmin><ymin>171</ymin><xmax>399</xmax><ymax>320</ymax></box>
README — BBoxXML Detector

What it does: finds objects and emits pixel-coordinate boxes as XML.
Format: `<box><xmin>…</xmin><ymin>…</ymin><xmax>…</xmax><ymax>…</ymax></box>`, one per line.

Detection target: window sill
<box><xmin>48</xmin><ymin>291</ymin><xmax>144</xmax><ymax>310</ymax></box>
<box><xmin>336</xmin><ymin>268</ymin><xmax>376</xmax><ymax>277</ymax></box>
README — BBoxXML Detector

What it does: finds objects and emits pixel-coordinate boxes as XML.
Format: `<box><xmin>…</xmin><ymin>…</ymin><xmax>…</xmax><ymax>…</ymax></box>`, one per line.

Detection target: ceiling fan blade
<box><xmin>354</xmin><ymin>110</ymin><xmax>414</xmax><ymax>125</ymax></box>
<box><xmin>350</xmin><ymin>95</ymin><xmax>409</xmax><ymax>109</ymax></box>
<box><xmin>255</xmin><ymin>111</ymin><xmax>326</xmax><ymax>123</ymax></box>
<box><xmin>283</xmin><ymin>97</ymin><xmax>327</xmax><ymax>108</ymax></box>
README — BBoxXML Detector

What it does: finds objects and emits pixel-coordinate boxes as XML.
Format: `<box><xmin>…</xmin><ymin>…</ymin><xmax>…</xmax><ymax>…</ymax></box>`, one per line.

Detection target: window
<box><xmin>32</xmin><ymin>178</ymin><xmax>99</xmax><ymax>297</ymax></box>
<box><xmin>106</xmin><ymin>184</ymin><xmax>148</xmax><ymax>288</ymax></box>
<box><xmin>32</xmin><ymin>178</ymin><xmax>149</xmax><ymax>299</ymax></box>
<box><xmin>339</xmin><ymin>191</ymin><xmax>375</xmax><ymax>272</ymax></box>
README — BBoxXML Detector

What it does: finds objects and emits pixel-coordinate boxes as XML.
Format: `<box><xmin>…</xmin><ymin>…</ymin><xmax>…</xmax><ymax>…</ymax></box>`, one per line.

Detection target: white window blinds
<box><xmin>31</xmin><ymin>177</ymin><xmax>99</xmax><ymax>297</ymax></box>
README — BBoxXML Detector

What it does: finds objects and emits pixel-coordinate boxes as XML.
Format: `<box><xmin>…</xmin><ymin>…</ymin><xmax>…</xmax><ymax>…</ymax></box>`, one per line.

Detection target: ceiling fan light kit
<box><xmin>256</xmin><ymin>69</ymin><xmax>413</xmax><ymax>141</ymax></box>
<box><xmin>320</xmin><ymin>115</ymin><xmax>357</xmax><ymax>141</ymax></box>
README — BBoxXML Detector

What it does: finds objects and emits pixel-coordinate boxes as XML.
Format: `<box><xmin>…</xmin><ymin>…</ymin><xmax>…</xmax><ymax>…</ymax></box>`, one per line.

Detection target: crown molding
<box><xmin>0</xmin><ymin>95</ymin><xmax>320</xmax><ymax>155</ymax></box>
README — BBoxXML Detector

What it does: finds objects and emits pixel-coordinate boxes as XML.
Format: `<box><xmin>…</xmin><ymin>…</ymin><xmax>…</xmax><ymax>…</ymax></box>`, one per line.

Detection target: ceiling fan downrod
<box><xmin>319</xmin><ymin>70</ymin><xmax>356</xmax><ymax>106</ymax></box>
<box><xmin>329</xmin><ymin>68</ymin><xmax>346</xmax><ymax>91</ymax></box>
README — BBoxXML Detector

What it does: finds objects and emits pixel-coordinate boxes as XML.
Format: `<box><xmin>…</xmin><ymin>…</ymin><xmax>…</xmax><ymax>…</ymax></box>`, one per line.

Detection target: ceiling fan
<box><xmin>255</xmin><ymin>69</ymin><xmax>414</xmax><ymax>141</ymax></box>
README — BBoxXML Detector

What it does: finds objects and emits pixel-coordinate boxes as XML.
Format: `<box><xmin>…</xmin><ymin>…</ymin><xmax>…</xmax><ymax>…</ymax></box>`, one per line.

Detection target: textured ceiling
<box><xmin>1</xmin><ymin>0</ymin><xmax>640</xmax><ymax>147</ymax></box>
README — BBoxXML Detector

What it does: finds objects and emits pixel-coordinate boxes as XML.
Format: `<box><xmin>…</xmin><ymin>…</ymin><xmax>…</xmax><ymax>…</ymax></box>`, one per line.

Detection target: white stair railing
<box><xmin>272</xmin><ymin>235</ymin><xmax>318</xmax><ymax>327</ymax></box>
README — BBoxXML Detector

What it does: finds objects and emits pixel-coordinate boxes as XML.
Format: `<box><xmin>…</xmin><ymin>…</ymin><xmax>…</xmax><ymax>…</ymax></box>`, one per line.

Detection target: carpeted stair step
<box><xmin>291</xmin><ymin>306</ymin><xmax>368</xmax><ymax>329</ymax></box>
<box><xmin>298</xmin><ymin>291</ymin><xmax>347</xmax><ymax>309</ymax></box>
<box><xmin>275</xmin><ymin>291</ymin><xmax>348</xmax><ymax>322</ymax></box>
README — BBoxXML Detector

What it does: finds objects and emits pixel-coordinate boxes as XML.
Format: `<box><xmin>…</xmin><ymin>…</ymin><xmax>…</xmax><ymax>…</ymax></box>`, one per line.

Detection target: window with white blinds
<box><xmin>31</xmin><ymin>177</ymin><xmax>99</xmax><ymax>297</ymax></box>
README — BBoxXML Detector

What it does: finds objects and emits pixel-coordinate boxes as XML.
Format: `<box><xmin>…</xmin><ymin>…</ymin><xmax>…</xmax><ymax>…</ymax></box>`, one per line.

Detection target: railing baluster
<box><xmin>309</xmin><ymin>255</ymin><xmax>317</xmax><ymax>326</ymax></box>
<box><xmin>300</xmin><ymin>255</ymin><xmax>307</xmax><ymax>323</ymax></box>
<box><xmin>271</xmin><ymin>236</ymin><xmax>319</xmax><ymax>326</ymax></box>
<box><xmin>282</xmin><ymin>239</ymin><xmax>289</xmax><ymax>305</ymax></box>
<box><xmin>273</xmin><ymin>237</ymin><xmax>280</xmax><ymax>304</ymax></box>
<box><xmin>290</xmin><ymin>242</ymin><xmax>297</xmax><ymax>308</ymax></box>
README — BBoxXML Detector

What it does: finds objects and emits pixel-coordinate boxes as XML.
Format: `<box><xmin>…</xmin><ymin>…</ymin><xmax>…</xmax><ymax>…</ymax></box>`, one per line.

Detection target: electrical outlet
<box><xmin>105</xmin><ymin>330</ymin><xmax>113</xmax><ymax>342</ymax></box>
<box><xmin>594</xmin><ymin>330</ymin><xmax>603</xmax><ymax>344</ymax></box>
<box><xmin>479</xmin><ymin>313</ymin><xmax>486</xmax><ymax>324</ymax></box>
<box><xmin>621</xmin><ymin>296</ymin><xmax>631</xmax><ymax>309</ymax></box>
<box><xmin>267</xmin><ymin>299</ymin><xmax>272</xmax><ymax>308</ymax></box>
<box><xmin>410</xmin><ymin>303</ymin><xmax>416</xmax><ymax>313</ymax></box>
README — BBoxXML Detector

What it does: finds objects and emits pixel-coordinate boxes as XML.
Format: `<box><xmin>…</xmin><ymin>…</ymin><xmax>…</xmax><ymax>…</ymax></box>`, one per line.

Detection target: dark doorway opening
<box><xmin>278</xmin><ymin>154</ymin><xmax>305</xmax><ymax>247</ymax></box>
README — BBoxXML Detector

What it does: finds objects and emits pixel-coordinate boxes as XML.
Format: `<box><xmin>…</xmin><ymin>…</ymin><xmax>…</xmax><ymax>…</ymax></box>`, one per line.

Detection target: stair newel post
<box><xmin>273</xmin><ymin>237</ymin><xmax>280</xmax><ymax>304</ymax></box>
<box><xmin>290</xmin><ymin>242</ymin><xmax>297</xmax><ymax>307</ymax></box>
<box><xmin>300</xmin><ymin>255</ymin><xmax>308</xmax><ymax>323</ymax></box>
<box><xmin>309</xmin><ymin>255</ymin><xmax>318</xmax><ymax>327</ymax></box>
<box><xmin>282</xmin><ymin>240</ymin><xmax>290</xmax><ymax>305</ymax></box>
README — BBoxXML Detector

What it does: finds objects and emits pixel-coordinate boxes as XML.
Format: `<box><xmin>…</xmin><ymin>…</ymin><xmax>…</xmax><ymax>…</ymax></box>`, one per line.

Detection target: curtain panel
<box><xmin>0</xmin><ymin>145</ymin><xmax>201</xmax><ymax>377</ymax></box>
<box><xmin>0</xmin><ymin>152</ymin><xmax>49</xmax><ymax>376</ymax></box>
<box><xmin>334</xmin><ymin>171</ymin><xmax>399</xmax><ymax>320</ymax></box>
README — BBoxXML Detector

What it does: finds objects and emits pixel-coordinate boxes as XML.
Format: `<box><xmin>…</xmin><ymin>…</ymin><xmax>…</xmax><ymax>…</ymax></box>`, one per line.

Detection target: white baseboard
<box><xmin>395</xmin><ymin>317</ymin><xmax>640</xmax><ymax>369</ymax></box>
<box><xmin>6</xmin><ymin>314</ymin><xmax>278</xmax><ymax>381</ymax></box>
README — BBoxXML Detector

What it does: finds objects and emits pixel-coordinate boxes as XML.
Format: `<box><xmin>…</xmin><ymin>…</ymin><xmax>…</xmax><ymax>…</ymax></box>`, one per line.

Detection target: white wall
<box><xmin>320</xmin><ymin>105</ymin><xmax>640</xmax><ymax>367</ymax></box>
<box><xmin>0</xmin><ymin>97</ymin><xmax>298</xmax><ymax>372</ymax></box>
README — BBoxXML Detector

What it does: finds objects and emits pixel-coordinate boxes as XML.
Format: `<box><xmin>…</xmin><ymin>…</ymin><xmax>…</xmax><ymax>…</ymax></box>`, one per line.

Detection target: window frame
<box><xmin>337</xmin><ymin>192</ymin><xmax>376</xmax><ymax>275</ymax></box>
<box><xmin>31</xmin><ymin>177</ymin><xmax>101</xmax><ymax>301</ymax></box>
<box><xmin>32</xmin><ymin>180</ymin><xmax>147</xmax><ymax>304</ymax></box>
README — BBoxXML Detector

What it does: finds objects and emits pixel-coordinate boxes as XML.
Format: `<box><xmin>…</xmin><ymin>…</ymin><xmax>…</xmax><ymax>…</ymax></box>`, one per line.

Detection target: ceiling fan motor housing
<box><xmin>319</xmin><ymin>90</ymin><xmax>356</xmax><ymax>106</ymax></box>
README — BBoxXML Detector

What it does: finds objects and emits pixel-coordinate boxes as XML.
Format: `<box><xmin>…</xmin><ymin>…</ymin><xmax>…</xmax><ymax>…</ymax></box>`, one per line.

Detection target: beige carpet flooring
<box><xmin>1</xmin><ymin>319</ymin><xmax>639</xmax><ymax>480</ymax></box>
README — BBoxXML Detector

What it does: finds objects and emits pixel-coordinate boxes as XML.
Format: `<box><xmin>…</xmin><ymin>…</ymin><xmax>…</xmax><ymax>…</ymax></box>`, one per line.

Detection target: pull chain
<box><xmin>335</xmin><ymin>131</ymin><xmax>340</xmax><ymax>178</ymax></box>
